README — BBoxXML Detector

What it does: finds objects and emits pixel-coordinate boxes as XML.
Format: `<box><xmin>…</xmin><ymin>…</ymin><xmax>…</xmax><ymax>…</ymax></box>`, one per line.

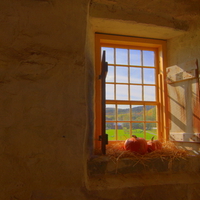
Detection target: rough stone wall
<box><xmin>0</xmin><ymin>0</ymin><xmax>89</xmax><ymax>199</ymax></box>
<box><xmin>167</xmin><ymin>20</ymin><xmax>200</xmax><ymax>140</ymax></box>
<box><xmin>0</xmin><ymin>0</ymin><xmax>200</xmax><ymax>199</ymax></box>
<box><xmin>168</xmin><ymin>21</ymin><xmax>200</xmax><ymax>65</ymax></box>
<box><xmin>90</xmin><ymin>0</ymin><xmax>191</xmax><ymax>31</ymax></box>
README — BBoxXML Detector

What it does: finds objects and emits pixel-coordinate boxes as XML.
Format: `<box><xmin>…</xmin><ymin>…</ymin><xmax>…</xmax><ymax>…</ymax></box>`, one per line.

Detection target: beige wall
<box><xmin>0</xmin><ymin>0</ymin><xmax>89</xmax><ymax>199</ymax></box>
<box><xmin>167</xmin><ymin>21</ymin><xmax>200</xmax><ymax>141</ymax></box>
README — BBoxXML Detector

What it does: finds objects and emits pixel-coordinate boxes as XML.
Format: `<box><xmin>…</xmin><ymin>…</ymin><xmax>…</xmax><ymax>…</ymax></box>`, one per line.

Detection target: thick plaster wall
<box><xmin>0</xmin><ymin>0</ymin><xmax>200</xmax><ymax>199</ymax></box>
<box><xmin>168</xmin><ymin>21</ymin><xmax>200</xmax><ymax>65</ymax></box>
<box><xmin>167</xmin><ymin>20</ymin><xmax>200</xmax><ymax>140</ymax></box>
<box><xmin>0</xmin><ymin>0</ymin><xmax>89</xmax><ymax>199</ymax></box>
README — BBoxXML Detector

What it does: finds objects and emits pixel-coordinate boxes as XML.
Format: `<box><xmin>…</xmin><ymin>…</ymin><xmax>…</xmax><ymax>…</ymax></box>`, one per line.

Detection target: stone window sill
<box><xmin>87</xmin><ymin>155</ymin><xmax>200</xmax><ymax>176</ymax></box>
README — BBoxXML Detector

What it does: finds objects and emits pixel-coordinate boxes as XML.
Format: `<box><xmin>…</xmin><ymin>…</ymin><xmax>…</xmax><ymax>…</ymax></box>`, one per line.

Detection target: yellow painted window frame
<box><xmin>94</xmin><ymin>33</ymin><xmax>169</xmax><ymax>152</ymax></box>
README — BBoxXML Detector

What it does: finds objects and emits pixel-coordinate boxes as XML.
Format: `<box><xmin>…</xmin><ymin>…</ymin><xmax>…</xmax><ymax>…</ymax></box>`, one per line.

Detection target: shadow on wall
<box><xmin>167</xmin><ymin>59</ymin><xmax>200</xmax><ymax>155</ymax></box>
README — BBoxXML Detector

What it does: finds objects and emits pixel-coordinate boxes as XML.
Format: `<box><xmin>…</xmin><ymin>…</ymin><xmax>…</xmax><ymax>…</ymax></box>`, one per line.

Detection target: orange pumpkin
<box><xmin>124</xmin><ymin>135</ymin><xmax>147</xmax><ymax>155</ymax></box>
<box><xmin>147</xmin><ymin>136</ymin><xmax>162</xmax><ymax>152</ymax></box>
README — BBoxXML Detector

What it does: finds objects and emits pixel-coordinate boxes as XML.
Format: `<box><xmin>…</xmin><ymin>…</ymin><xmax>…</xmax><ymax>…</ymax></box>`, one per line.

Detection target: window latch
<box><xmin>99</xmin><ymin>134</ymin><xmax>108</xmax><ymax>145</ymax></box>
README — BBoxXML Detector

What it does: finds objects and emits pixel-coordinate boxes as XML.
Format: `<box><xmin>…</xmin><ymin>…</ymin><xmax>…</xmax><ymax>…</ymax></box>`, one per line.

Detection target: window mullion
<box><xmin>141</xmin><ymin>50</ymin><xmax>144</xmax><ymax>101</ymax></box>
<box><xmin>114</xmin><ymin>48</ymin><xmax>116</xmax><ymax>101</ymax></box>
<box><xmin>128</xmin><ymin>49</ymin><xmax>130</xmax><ymax>101</ymax></box>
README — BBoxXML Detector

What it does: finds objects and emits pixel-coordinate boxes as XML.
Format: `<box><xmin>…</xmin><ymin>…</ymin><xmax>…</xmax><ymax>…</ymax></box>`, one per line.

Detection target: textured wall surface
<box><xmin>0</xmin><ymin>0</ymin><xmax>200</xmax><ymax>199</ymax></box>
<box><xmin>0</xmin><ymin>0</ymin><xmax>89</xmax><ymax>199</ymax></box>
<box><xmin>167</xmin><ymin>23</ymin><xmax>200</xmax><ymax>142</ymax></box>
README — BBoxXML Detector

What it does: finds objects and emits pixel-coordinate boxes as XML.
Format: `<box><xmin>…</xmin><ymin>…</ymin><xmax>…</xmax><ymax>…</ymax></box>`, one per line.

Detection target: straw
<box><xmin>104</xmin><ymin>141</ymin><xmax>190</xmax><ymax>172</ymax></box>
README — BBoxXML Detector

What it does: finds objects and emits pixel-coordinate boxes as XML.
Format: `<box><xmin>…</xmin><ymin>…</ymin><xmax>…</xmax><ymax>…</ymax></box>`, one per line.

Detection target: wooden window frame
<box><xmin>94</xmin><ymin>33</ymin><xmax>169</xmax><ymax>154</ymax></box>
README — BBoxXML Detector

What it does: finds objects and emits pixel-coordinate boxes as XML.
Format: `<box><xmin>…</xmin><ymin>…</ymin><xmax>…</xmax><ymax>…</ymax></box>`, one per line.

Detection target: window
<box><xmin>95</xmin><ymin>33</ymin><xmax>168</xmax><ymax>153</ymax></box>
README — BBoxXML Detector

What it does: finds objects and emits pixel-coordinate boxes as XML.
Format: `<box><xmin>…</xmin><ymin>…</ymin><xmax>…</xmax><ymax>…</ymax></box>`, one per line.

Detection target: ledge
<box><xmin>88</xmin><ymin>155</ymin><xmax>200</xmax><ymax>176</ymax></box>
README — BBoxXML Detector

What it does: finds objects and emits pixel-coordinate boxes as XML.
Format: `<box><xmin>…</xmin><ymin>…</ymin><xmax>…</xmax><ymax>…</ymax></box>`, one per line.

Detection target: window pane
<box><xmin>106</xmin><ymin>84</ymin><xmax>114</xmax><ymax>100</ymax></box>
<box><xmin>144</xmin><ymin>68</ymin><xmax>155</xmax><ymax>84</ymax></box>
<box><xmin>130</xmin><ymin>85</ymin><xmax>142</xmax><ymax>101</ymax></box>
<box><xmin>132</xmin><ymin>123</ymin><xmax>144</xmax><ymax>138</ymax></box>
<box><xmin>106</xmin><ymin>66</ymin><xmax>114</xmax><ymax>83</ymax></box>
<box><xmin>106</xmin><ymin>122</ymin><xmax>116</xmax><ymax>141</ymax></box>
<box><xmin>116</xmin><ymin>48</ymin><xmax>128</xmax><ymax>65</ymax></box>
<box><xmin>143</xmin><ymin>50</ymin><xmax>155</xmax><ymax>67</ymax></box>
<box><xmin>117</xmin><ymin>105</ymin><xmax>130</xmax><ymax>121</ymax></box>
<box><xmin>130</xmin><ymin>67</ymin><xmax>142</xmax><ymax>84</ymax></box>
<box><xmin>116</xmin><ymin>66</ymin><xmax>128</xmax><ymax>83</ymax></box>
<box><xmin>118</xmin><ymin>122</ymin><xmax>130</xmax><ymax>140</ymax></box>
<box><xmin>145</xmin><ymin>105</ymin><xmax>157</xmax><ymax>121</ymax></box>
<box><xmin>106</xmin><ymin>104</ymin><xmax>116</xmax><ymax>121</ymax></box>
<box><xmin>130</xmin><ymin>50</ymin><xmax>141</xmax><ymax>66</ymax></box>
<box><xmin>146</xmin><ymin>123</ymin><xmax>157</xmax><ymax>140</ymax></box>
<box><xmin>144</xmin><ymin>86</ymin><xmax>156</xmax><ymax>101</ymax></box>
<box><xmin>102</xmin><ymin>47</ymin><xmax>114</xmax><ymax>64</ymax></box>
<box><xmin>132</xmin><ymin>105</ymin><xmax>144</xmax><ymax>121</ymax></box>
<box><xmin>116</xmin><ymin>85</ymin><xmax>128</xmax><ymax>100</ymax></box>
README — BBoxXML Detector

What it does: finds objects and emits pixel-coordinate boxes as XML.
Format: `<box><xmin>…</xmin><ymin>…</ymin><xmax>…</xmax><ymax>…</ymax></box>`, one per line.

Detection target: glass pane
<box><xmin>145</xmin><ymin>105</ymin><xmax>157</xmax><ymax>121</ymax></box>
<box><xmin>106</xmin><ymin>84</ymin><xmax>114</xmax><ymax>100</ymax></box>
<box><xmin>106</xmin><ymin>66</ymin><xmax>114</xmax><ymax>83</ymax></box>
<box><xmin>132</xmin><ymin>105</ymin><xmax>144</xmax><ymax>121</ymax></box>
<box><xmin>144</xmin><ymin>86</ymin><xmax>156</xmax><ymax>101</ymax></box>
<box><xmin>116</xmin><ymin>48</ymin><xmax>128</xmax><ymax>65</ymax></box>
<box><xmin>144</xmin><ymin>68</ymin><xmax>155</xmax><ymax>84</ymax></box>
<box><xmin>116</xmin><ymin>85</ymin><xmax>128</xmax><ymax>100</ymax></box>
<box><xmin>101</xmin><ymin>47</ymin><xmax>114</xmax><ymax>64</ymax></box>
<box><xmin>132</xmin><ymin>123</ymin><xmax>144</xmax><ymax>138</ymax></box>
<box><xmin>118</xmin><ymin>122</ymin><xmax>130</xmax><ymax>140</ymax></box>
<box><xmin>130</xmin><ymin>85</ymin><xmax>142</xmax><ymax>101</ymax></box>
<box><xmin>143</xmin><ymin>50</ymin><xmax>155</xmax><ymax>67</ymax></box>
<box><xmin>117</xmin><ymin>105</ymin><xmax>130</xmax><ymax>121</ymax></box>
<box><xmin>146</xmin><ymin>123</ymin><xmax>157</xmax><ymax>140</ymax></box>
<box><xmin>116</xmin><ymin>66</ymin><xmax>128</xmax><ymax>83</ymax></box>
<box><xmin>106</xmin><ymin>104</ymin><xmax>116</xmax><ymax>121</ymax></box>
<box><xmin>130</xmin><ymin>50</ymin><xmax>141</xmax><ymax>66</ymax></box>
<box><xmin>106</xmin><ymin>122</ymin><xmax>116</xmax><ymax>141</ymax></box>
<box><xmin>130</xmin><ymin>67</ymin><xmax>142</xmax><ymax>84</ymax></box>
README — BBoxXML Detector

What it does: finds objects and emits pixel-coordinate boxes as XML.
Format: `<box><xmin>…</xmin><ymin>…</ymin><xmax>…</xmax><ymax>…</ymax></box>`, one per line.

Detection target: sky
<box><xmin>101</xmin><ymin>47</ymin><xmax>156</xmax><ymax>103</ymax></box>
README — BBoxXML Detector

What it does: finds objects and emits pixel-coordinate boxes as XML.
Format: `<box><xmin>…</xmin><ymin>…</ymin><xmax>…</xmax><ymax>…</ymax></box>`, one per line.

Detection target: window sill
<box><xmin>87</xmin><ymin>154</ymin><xmax>200</xmax><ymax>176</ymax></box>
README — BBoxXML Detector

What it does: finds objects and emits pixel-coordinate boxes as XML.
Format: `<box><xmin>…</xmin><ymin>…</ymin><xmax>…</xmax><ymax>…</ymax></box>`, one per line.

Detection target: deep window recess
<box><xmin>95</xmin><ymin>34</ymin><xmax>168</xmax><ymax>154</ymax></box>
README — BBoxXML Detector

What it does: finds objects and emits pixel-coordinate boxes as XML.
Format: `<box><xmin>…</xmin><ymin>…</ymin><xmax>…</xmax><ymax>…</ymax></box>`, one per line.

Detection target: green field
<box><xmin>106</xmin><ymin>129</ymin><xmax>157</xmax><ymax>141</ymax></box>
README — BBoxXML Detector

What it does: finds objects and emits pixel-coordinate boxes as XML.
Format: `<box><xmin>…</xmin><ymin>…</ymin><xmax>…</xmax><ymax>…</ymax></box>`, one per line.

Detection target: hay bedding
<box><xmin>106</xmin><ymin>141</ymin><xmax>189</xmax><ymax>159</ymax></box>
<box><xmin>105</xmin><ymin>141</ymin><xmax>190</xmax><ymax>171</ymax></box>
